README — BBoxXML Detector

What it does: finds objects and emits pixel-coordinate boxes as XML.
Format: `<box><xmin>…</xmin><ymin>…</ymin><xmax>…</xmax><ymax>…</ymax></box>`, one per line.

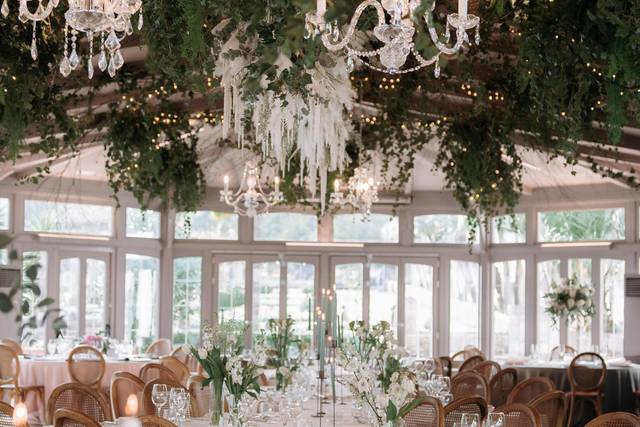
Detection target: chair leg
<box><xmin>594</xmin><ymin>395</ymin><xmax>603</xmax><ymax>417</ymax></box>
<box><xmin>566</xmin><ymin>394</ymin><xmax>575</xmax><ymax>427</ymax></box>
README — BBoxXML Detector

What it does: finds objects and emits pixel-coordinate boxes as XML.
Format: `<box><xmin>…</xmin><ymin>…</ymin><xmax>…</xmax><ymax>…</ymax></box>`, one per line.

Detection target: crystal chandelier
<box><xmin>1</xmin><ymin>0</ymin><xmax>143</xmax><ymax>78</ymax></box>
<box><xmin>306</xmin><ymin>0</ymin><xmax>480</xmax><ymax>75</ymax></box>
<box><xmin>330</xmin><ymin>166</ymin><xmax>379</xmax><ymax>220</ymax></box>
<box><xmin>220</xmin><ymin>161</ymin><xmax>284</xmax><ymax>217</ymax></box>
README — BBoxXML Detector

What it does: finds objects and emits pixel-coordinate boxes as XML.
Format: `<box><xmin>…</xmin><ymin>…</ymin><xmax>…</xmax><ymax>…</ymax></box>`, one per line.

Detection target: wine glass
<box><xmin>461</xmin><ymin>414</ymin><xmax>480</xmax><ymax>427</ymax></box>
<box><xmin>487</xmin><ymin>412</ymin><xmax>505</xmax><ymax>427</ymax></box>
<box><xmin>558</xmin><ymin>344</ymin><xmax>566</xmax><ymax>362</ymax></box>
<box><xmin>424</xmin><ymin>358</ymin><xmax>436</xmax><ymax>379</ymax></box>
<box><xmin>152</xmin><ymin>384</ymin><xmax>169</xmax><ymax>417</ymax></box>
<box><xmin>47</xmin><ymin>339</ymin><xmax>57</xmax><ymax>356</ymax></box>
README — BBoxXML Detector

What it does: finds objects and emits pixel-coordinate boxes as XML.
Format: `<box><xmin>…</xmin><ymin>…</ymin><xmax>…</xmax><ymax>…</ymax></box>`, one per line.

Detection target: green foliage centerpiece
<box><xmin>190</xmin><ymin>321</ymin><xmax>261</xmax><ymax>426</ymax></box>
<box><xmin>544</xmin><ymin>275</ymin><xmax>596</xmax><ymax>328</ymax></box>
<box><xmin>338</xmin><ymin>321</ymin><xmax>422</xmax><ymax>427</ymax></box>
<box><xmin>254</xmin><ymin>318</ymin><xmax>301</xmax><ymax>391</ymax></box>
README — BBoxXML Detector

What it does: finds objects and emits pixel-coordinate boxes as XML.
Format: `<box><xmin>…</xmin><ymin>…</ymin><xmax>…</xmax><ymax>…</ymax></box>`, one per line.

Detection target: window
<box><xmin>333</xmin><ymin>214</ymin><xmax>399</xmax><ymax>243</ymax></box>
<box><xmin>449</xmin><ymin>260</ymin><xmax>480</xmax><ymax>352</ymax></box>
<box><xmin>335</xmin><ymin>263</ymin><xmax>363</xmax><ymax>324</ymax></box>
<box><xmin>0</xmin><ymin>250</ymin><xmax>8</xmax><ymax>265</ymax></box>
<box><xmin>173</xmin><ymin>257</ymin><xmax>202</xmax><ymax>345</ymax></box>
<box><xmin>59</xmin><ymin>258</ymin><xmax>81</xmax><ymax>338</ymax></box>
<box><xmin>24</xmin><ymin>200</ymin><xmax>113</xmax><ymax>236</ymax></box>
<box><xmin>369</xmin><ymin>263</ymin><xmax>398</xmax><ymax>328</ymax></box>
<box><xmin>126</xmin><ymin>208</ymin><xmax>161</xmax><ymax>239</ymax></box>
<box><xmin>85</xmin><ymin>259</ymin><xmax>107</xmax><ymax>336</ymax></box>
<box><xmin>567</xmin><ymin>258</ymin><xmax>593</xmax><ymax>351</ymax></box>
<box><xmin>124</xmin><ymin>254</ymin><xmax>159</xmax><ymax>350</ymax></box>
<box><xmin>538</xmin><ymin>208</ymin><xmax>625</xmax><ymax>242</ymax></box>
<box><xmin>286</xmin><ymin>262</ymin><xmax>315</xmax><ymax>339</ymax></box>
<box><xmin>405</xmin><ymin>263</ymin><xmax>434</xmax><ymax>357</ymax></box>
<box><xmin>414</xmin><ymin>215</ymin><xmax>471</xmax><ymax>244</ymax></box>
<box><xmin>252</xmin><ymin>262</ymin><xmax>280</xmax><ymax>336</ymax></box>
<box><xmin>22</xmin><ymin>251</ymin><xmax>47</xmax><ymax>350</ymax></box>
<box><xmin>0</xmin><ymin>198</ymin><xmax>9</xmax><ymax>230</ymax></box>
<box><xmin>175</xmin><ymin>211</ymin><xmax>238</xmax><ymax>240</ymax></box>
<box><xmin>254</xmin><ymin>213</ymin><xmax>317</xmax><ymax>241</ymax></box>
<box><xmin>218</xmin><ymin>261</ymin><xmax>246</xmax><ymax>322</ymax></box>
<box><xmin>537</xmin><ymin>260</ymin><xmax>561</xmax><ymax>355</ymax></box>
<box><xmin>601</xmin><ymin>259</ymin><xmax>625</xmax><ymax>357</ymax></box>
<box><xmin>491</xmin><ymin>214</ymin><xmax>526</xmax><ymax>244</ymax></box>
<box><xmin>492</xmin><ymin>260</ymin><xmax>526</xmax><ymax>357</ymax></box>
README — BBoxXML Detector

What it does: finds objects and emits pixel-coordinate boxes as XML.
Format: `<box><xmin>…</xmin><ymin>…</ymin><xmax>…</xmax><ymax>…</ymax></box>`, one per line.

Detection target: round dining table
<box><xmin>18</xmin><ymin>356</ymin><xmax>151</xmax><ymax>424</ymax></box>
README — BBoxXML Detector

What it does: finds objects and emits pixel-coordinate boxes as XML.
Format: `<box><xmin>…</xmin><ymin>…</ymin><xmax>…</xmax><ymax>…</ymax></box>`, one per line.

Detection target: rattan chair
<box><xmin>110</xmin><ymin>371</ymin><xmax>144</xmax><ymax>419</ymax></box>
<box><xmin>459</xmin><ymin>355</ymin><xmax>486</xmax><ymax>373</ymax></box>
<box><xmin>145</xmin><ymin>339</ymin><xmax>172</xmax><ymax>357</ymax></box>
<box><xmin>141</xmin><ymin>379</ymin><xmax>194</xmax><ymax>417</ymax></box>
<box><xmin>139</xmin><ymin>363</ymin><xmax>179</xmax><ymax>384</ymax></box>
<box><xmin>549</xmin><ymin>345</ymin><xmax>576</xmax><ymax>361</ymax></box>
<box><xmin>170</xmin><ymin>347</ymin><xmax>198</xmax><ymax>373</ymax></box>
<box><xmin>506</xmin><ymin>377</ymin><xmax>555</xmax><ymax>405</ymax></box>
<box><xmin>66</xmin><ymin>346</ymin><xmax>106</xmax><ymax>388</ymax></box>
<box><xmin>53</xmin><ymin>408</ymin><xmax>101</xmax><ymax>427</ymax></box>
<box><xmin>187</xmin><ymin>375</ymin><xmax>211</xmax><ymax>417</ymax></box>
<box><xmin>0</xmin><ymin>401</ymin><xmax>29</xmax><ymax>427</ymax></box>
<box><xmin>439</xmin><ymin>357</ymin><xmax>453</xmax><ymax>378</ymax></box>
<box><xmin>567</xmin><ymin>352</ymin><xmax>607</xmax><ymax>426</ymax></box>
<box><xmin>489</xmin><ymin>368</ymin><xmax>517</xmax><ymax>408</ymax></box>
<box><xmin>463</xmin><ymin>346</ymin><xmax>484</xmax><ymax>359</ymax></box>
<box><xmin>0</xmin><ymin>344</ymin><xmax>44</xmax><ymax>405</ymax></box>
<box><xmin>495</xmin><ymin>403</ymin><xmax>541</xmax><ymax>427</ymax></box>
<box><xmin>451</xmin><ymin>351</ymin><xmax>465</xmax><ymax>369</ymax></box>
<box><xmin>404</xmin><ymin>396</ymin><xmax>444</xmax><ymax>427</ymax></box>
<box><xmin>0</xmin><ymin>340</ymin><xmax>23</xmax><ymax>356</ymax></box>
<box><xmin>138</xmin><ymin>415</ymin><xmax>178</xmax><ymax>427</ymax></box>
<box><xmin>47</xmin><ymin>383</ymin><xmax>112</xmax><ymax>425</ymax></box>
<box><xmin>159</xmin><ymin>356</ymin><xmax>190</xmax><ymax>386</ymax></box>
<box><xmin>443</xmin><ymin>396</ymin><xmax>488</xmax><ymax>427</ymax></box>
<box><xmin>529</xmin><ymin>391</ymin><xmax>566</xmax><ymax>427</ymax></box>
<box><xmin>451</xmin><ymin>371</ymin><xmax>489</xmax><ymax>401</ymax></box>
<box><xmin>472</xmin><ymin>360</ymin><xmax>501</xmax><ymax>382</ymax></box>
<box><xmin>584</xmin><ymin>412</ymin><xmax>640</xmax><ymax>427</ymax></box>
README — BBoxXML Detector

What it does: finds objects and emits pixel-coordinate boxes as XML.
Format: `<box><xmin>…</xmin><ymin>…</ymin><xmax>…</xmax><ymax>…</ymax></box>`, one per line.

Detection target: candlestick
<box><xmin>223</xmin><ymin>175</ymin><xmax>229</xmax><ymax>192</ymax></box>
<box><xmin>308</xmin><ymin>297</ymin><xmax>312</xmax><ymax>331</ymax></box>
<box><xmin>274</xmin><ymin>176</ymin><xmax>280</xmax><ymax>192</ymax></box>
<box><xmin>458</xmin><ymin>0</ymin><xmax>467</xmax><ymax>18</ymax></box>
<box><xmin>317</xmin><ymin>0</ymin><xmax>326</xmax><ymax>17</ymax></box>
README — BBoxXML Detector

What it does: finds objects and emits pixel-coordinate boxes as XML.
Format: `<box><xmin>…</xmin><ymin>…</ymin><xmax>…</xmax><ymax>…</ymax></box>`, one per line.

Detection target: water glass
<box><xmin>424</xmin><ymin>358</ymin><xmax>436</xmax><ymax>379</ymax></box>
<box><xmin>152</xmin><ymin>384</ymin><xmax>169</xmax><ymax>417</ymax></box>
<box><xmin>487</xmin><ymin>412</ymin><xmax>505</xmax><ymax>427</ymax></box>
<box><xmin>461</xmin><ymin>414</ymin><xmax>480</xmax><ymax>427</ymax></box>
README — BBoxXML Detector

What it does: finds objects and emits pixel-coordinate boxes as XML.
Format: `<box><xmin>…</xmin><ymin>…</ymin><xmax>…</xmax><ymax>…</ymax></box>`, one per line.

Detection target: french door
<box><xmin>212</xmin><ymin>254</ymin><xmax>319</xmax><ymax>347</ymax></box>
<box><xmin>58</xmin><ymin>252</ymin><xmax>110</xmax><ymax>338</ymax></box>
<box><xmin>330</xmin><ymin>256</ymin><xmax>438</xmax><ymax>357</ymax></box>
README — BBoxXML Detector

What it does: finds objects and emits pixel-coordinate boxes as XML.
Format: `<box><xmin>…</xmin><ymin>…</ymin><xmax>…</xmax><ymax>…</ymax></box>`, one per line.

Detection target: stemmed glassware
<box><xmin>487</xmin><ymin>412</ymin><xmax>505</xmax><ymax>427</ymax></box>
<box><xmin>558</xmin><ymin>344</ymin><xmax>566</xmax><ymax>362</ymax></box>
<box><xmin>461</xmin><ymin>413</ymin><xmax>480</xmax><ymax>427</ymax></box>
<box><xmin>424</xmin><ymin>358</ymin><xmax>436</xmax><ymax>379</ymax></box>
<box><xmin>151</xmin><ymin>384</ymin><xmax>168</xmax><ymax>417</ymax></box>
<box><xmin>169</xmin><ymin>388</ymin><xmax>188</xmax><ymax>425</ymax></box>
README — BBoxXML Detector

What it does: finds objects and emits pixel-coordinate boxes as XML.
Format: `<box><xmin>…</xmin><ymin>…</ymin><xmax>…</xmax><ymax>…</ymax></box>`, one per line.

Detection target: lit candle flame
<box><xmin>125</xmin><ymin>394</ymin><xmax>139</xmax><ymax>417</ymax></box>
<box><xmin>13</xmin><ymin>402</ymin><xmax>28</xmax><ymax>427</ymax></box>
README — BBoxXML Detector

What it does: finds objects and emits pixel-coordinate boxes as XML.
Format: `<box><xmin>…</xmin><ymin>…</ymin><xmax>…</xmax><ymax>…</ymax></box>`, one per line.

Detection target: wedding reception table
<box><xmin>19</xmin><ymin>356</ymin><xmax>150</xmax><ymax>424</ymax></box>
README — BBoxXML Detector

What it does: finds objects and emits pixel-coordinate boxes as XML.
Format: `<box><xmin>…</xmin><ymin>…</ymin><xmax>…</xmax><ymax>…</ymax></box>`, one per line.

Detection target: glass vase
<box><xmin>224</xmin><ymin>394</ymin><xmax>242</xmax><ymax>427</ymax></box>
<box><xmin>209</xmin><ymin>379</ymin><xmax>224</xmax><ymax>426</ymax></box>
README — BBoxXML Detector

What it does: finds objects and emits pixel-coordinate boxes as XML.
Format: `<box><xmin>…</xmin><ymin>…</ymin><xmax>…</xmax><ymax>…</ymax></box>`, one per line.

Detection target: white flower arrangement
<box><xmin>544</xmin><ymin>275</ymin><xmax>596</xmax><ymax>327</ymax></box>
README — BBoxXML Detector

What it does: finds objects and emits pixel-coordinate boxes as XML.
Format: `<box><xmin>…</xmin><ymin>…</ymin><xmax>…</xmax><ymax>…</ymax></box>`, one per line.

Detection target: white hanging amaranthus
<box><xmin>213</xmin><ymin>24</ymin><xmax>354</xmax><ymax>213</ymax></box>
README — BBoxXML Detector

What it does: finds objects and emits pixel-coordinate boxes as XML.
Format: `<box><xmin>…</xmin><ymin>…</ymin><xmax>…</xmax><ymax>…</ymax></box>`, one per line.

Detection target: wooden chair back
<box><xmin>170</xmin><ymin>347</ymin><xmax>198</xmax><ymax>373</ymax></box>
<box><xmin>0</xmin><ymin>340</ymin><xmax>23</xmax><ymax>356</ymax></box>
<box><xmin>0</xmin><ymin>345</ymin><xmax>19</xmax><ymax>388</ymax></box>
<box><xmin>159</xmin><ymin>356</ymin><xmax>190</xmax><ymax>385</ymax></box>
<box><xmin>53</xmin><ymin>408</ymin><xmax>102</xmax><ymax>427</ymax></box>
<box><xmin>584</xmin><ymin>412</ymin><xmax>640</xmax><ymax>427</ymax></box>
<box><xmin>506</xmin><ymin>377</ymin><xmax>555</xmax><ymax>405</ymax></box>
<box><xmin>187</xmin><ymin>375</ymin><xmax>210</xmax><ymax>417</ymax></box>
<box><xmin>47</xmin><ymin>383</ymin><xmax>111</xmax><ymax>425</ymax></box>
<box><xmin>472</xmin><ymin>360</ymin><xmax>501</xmax><ymax>382</ymax></box>
<box><xmin>568</xmin><ymin>352</ymin><xmax>607</xmax><ymax>393</ymax></box>
<box><xmin>489</xmin><ymin>368</ymin><xmax>517</xmax><ymax>408</ymax></box>
<box><xmin>110</xmin><ymin>371</ymin><xmax>144</xmax><ymax>419</ymax></box>
<box><xmin>141</xmin><ymin>379</ymin><xmax>194</xmax><ymax>417</ymax></box>
<box><xmin>459</xmin><ymin>355</ymin><xmax>485</xmax><ymax>373</ymax></box>
<box><xmin>403</xmin><ymin>396</ymin><xmax>444</xmax><ymax>427</ymax></box>
<box><xmin>145</xmin><ymin>339</ymin><xmax>172</xmax><ymax>357</ymax></box>
<box><xmin>138</xmin><ymin>415</ymin><xmax>178</xmax><ymax>427</ymax></box>
<box><xmin>66</xmin><ymin>346</ymin><xmax>106</xmax><ymax>387</ymax></box>
<box><xmin>443</xmin><ymin>397</ymin><xmax>488</xmax><ymax>427</ymax></box>
<box><xmin>529</xmin><ymin>391</ymin><xmax>566</xmax><ymax>427</ymax></box>
<box><xmin>139</xmin><ymin>363</ymin><xmax>179</xmax><ymax>384</ymax></box>
<box><xmin>495</xmin><ymin>403</ymin><xmax>542</xmax><ymax>427</ymax></box>
<box><xmin>0</xmin><ymin>401</ymin><xmax>29</xmax><ymax>427</ymax></box>
<box><xmin>451</xmin><ymin>371</ymin><xmax>488</xmax><ymax>401</ymax></box>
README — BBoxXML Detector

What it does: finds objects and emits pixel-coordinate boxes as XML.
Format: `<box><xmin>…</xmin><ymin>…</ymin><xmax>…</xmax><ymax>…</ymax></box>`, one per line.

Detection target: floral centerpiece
<box><xmin>544</xmin><ymin>275</ymin><xmax>596</xmax><ymax>327</ymax></box>
<box><xmin>223</xmin><ymin>355</ymin><xmax>262</xmax><ymax>426</ymax></box>
<box><xmin>254</xmin><ymin>318</ymin><xmax>301</xmax><ymax>391</ymax></box>
<box><xmin>338</xmin><ymin>321</ymin><xmax>422</xmax><ymax>427</ymax></box>
<box><xmin>190</xmin><ymin>320</ymin><xmax>261</xmax><ymax>426</ymax></box>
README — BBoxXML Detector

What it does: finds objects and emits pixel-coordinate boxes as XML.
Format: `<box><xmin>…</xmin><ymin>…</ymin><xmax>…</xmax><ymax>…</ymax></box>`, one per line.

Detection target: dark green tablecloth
<box><xmin>513</xmin><ymin>364</ymin><xmax>640</xmax><ymax>426</ymax></box>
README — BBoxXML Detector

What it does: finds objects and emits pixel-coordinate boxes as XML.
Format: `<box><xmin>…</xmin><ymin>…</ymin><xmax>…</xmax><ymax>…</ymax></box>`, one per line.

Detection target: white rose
<box><xmin>576</xmin><ymin>299</ymin><xmax>585</xmax><ymax>307</ymax></box>
<box><xmin>278</xmin><ymin>366</ymin><xmax>290</xmax><ymax>377</ymax></box>
<box><xmin>567</xmin><ymin>298</ymin><xmax>575</xmax><ymax>309</ymax></box>
<box><xmin>181</xmin><ymin>344</ymin><xmax>192</xmax><ymax>354</ymax></box>
<box><xmin>198</xmin><ymin>348</ymin><xmax>208</xmax><ymax>359</ymax></box>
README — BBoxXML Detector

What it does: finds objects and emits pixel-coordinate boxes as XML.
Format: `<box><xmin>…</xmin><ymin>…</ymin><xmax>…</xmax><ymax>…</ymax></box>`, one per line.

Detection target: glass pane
<box><xmin>449</xmin><ymin>260</ymin><xmax>480</xmax><ymax>352</ymax></box>
<box><xmin>218</xmin><ymin>261</ymin><xmax>245</xmax><ymax>322</ymax></box>
<box><xmin>491</xmin><ymin>214</ymin><xmax>526</xmax><ymax>244</ymax></box>
<box><xmin>567</xmin><ymin>258</ymin><xmax>593</xmax><ymax>352</ymax></box>
<box><xmin>124</xmin><ymin>254</ymin><xmax>159</xmax><ymax>350</ymax></box>
<box><xmin>252</xmin><ymin>262</ymin><xmax>280</xmax><ymax>336</ymax></box>
<box><xmin>254</xmin><ymin>213</ymin><xmax>318</xmax><ymax>242</ymax></box>
<box><xmin>59</xmin><ymin>258</ymin><xmax>81</xmax><ymax>339</ymax></box>
<box><xmin>601</xmin><ymin>259</ymin><xmax>625</xmax><ymax>357</ymax></box>
<box><xmin>175</xmin><ymin>211</ymin><xmax>238</xmax><ymax>240</ymax></box>
<box><xmin>405</xmin><ymin>263</ymin><xmax>433</xmax><ymax>357</ymax></box>
<box><xmin>0</xmin><ymin>198</ymin><xmax>9</xmax><ymax>230</ymax></box>
<box><xmin>538</xmin><ymin>208</ymin><xmax>625</xmax><ymax>242</ymax></box>
<box><xmin>0</xmin><ymin>249</ymin><xmax>9</xmax><ymax>265</ymax></box>
<box><xmin>173</xmin><ymin>257</ymin><xmax>202</xmax><ymax>346</ymax></box>
<box><xmin>369</xmin><ymin>263</ymin><xmax>398</xmax><ymax>329</ymax></box>
<box><xmin>492</xmin><ymin>260</ymin><xmax>526</xmax><ymax>357</ymax></box>
<box><xmin>335</xmin><ymin>263</ymin><xmax>363</xmax><ymax>324</ymax></box>
<box><xmin>24</xmin><ymin>200</ymin><xmax>113</xmax><ymax>236</ymax></box>
<box><xmin>537</xmin><ymin>260</ymin><xmax>561</xmax><ymax>355</ymax></box>
<box><xmin>85</xmin><ymin>259</ymin><xmax>107</xmax><ymax>336</ymax></box>
<box><xmin>22</xmin><ymin>251</ymin><xmax>47</xmax><ymax>351</ymax></box>
<box><xmin>286</xmin><ymin>262</ymin><xmax>315</xmax><ymax>340</ymax></box>
<box><xmin>333</xmin><ymin>214</ymin><xmax>399</xmax><ymax>243</ymax></box>
<box><xmin>126</xmin><ymin>208</ymin><xmax>161</xmax><ymax>239</ymax></box>
<box><xmin>414</xmin><ymin>215</ymin><xmax>471</xmax><ymax>244</ymax></box>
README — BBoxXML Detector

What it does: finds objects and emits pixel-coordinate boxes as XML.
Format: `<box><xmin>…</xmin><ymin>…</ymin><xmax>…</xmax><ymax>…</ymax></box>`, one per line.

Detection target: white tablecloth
<box><xmin>19</xmin><ymin>357</ymin><xmax>149</xmax><ymax>424</ymax></box>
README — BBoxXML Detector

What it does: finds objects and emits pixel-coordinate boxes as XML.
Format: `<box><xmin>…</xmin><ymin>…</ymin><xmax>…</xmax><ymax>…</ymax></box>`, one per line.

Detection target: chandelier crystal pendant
<box><xmin>305</xmin><ymin>0</ymin><xmax>480</xmax><ymax>76</ymax></box>
<box><xmin>1</xmin><ymin>0</ymin><xmax>143</xmax><ymax>79</ymax></box>
<box><xmin>220</xmin><ymin>161</ymin><xmax>284</xmax><ymax>218</ymax></box>
<box><xmin>330</xmin><ymin>166</ymin><xmax>380</xmax><ymax>220</ymax></box>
